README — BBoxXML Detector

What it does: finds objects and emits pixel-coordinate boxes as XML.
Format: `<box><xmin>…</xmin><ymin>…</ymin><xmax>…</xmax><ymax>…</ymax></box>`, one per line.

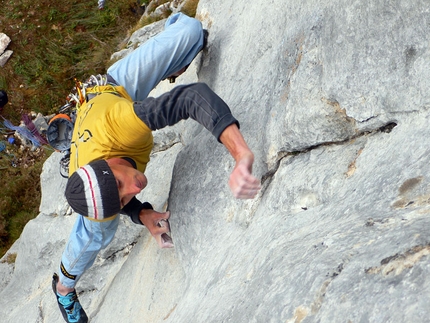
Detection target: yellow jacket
<box><xmin>69</xmin><ymin>86</ymin><xmax>153</xmax><ymax>175</ymax></box>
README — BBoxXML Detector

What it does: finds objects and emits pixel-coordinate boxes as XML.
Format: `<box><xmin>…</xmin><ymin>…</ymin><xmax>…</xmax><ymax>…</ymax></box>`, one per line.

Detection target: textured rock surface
<box><xmin>1</xmin><ymin>0</ymin><xmax>430</xmax><ymax>322</ymax></box>
<box><xmin>0</xmin><ymin>49</ymin><xmax>13</xmax><ymax>67</ymax></box>
<box><xmin>0</xmin><ymin>33</ymin><xmax>11</xmax><ymax>54</ymax></box>
<box><xmin>0</xmin><ymin>33</ymin><xmax>12</xmax><ymax>66</ymax></box>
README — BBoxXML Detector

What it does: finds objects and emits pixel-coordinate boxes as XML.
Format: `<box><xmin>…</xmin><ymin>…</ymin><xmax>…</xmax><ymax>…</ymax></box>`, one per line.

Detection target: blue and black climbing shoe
<box><xmin>52</xmin><ymin>273</ymin><xmax>88</xmax><ymax>323</ymax></box>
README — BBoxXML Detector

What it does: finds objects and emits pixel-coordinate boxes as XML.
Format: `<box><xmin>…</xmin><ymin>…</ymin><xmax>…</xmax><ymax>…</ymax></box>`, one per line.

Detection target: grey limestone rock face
<box><xmin>0</xmin><ymin>33</ymin><xmax>11</xmax><ymax>54</ymax></box>
<box><xmin>0</xmin><ymin>33</ymin><xmax>12</xmax><ymax>66</ymax></box>
<box><xmin>1</xmin><ymin>0</ymin><xmax>430</xmax><ymax>322</ymax></box>
<box><xmin>0</xmin><ymin>49</ymin><xmax>13</xmax><ymax>67</ymax></box>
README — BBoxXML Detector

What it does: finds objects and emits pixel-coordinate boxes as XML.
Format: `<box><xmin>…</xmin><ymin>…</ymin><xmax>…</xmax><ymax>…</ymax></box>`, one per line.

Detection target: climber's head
<box><xmin>65</xmin><ymin>158</ymin><xmax>147</xmax><ymax>219</ymax></box>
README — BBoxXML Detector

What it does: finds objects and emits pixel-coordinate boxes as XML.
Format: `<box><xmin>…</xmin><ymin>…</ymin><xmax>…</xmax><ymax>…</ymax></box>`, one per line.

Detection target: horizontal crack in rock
<box><xmin>262</xmin><ymin>121</ymin><xmax>398</xmax><ymax>187</ymax></box>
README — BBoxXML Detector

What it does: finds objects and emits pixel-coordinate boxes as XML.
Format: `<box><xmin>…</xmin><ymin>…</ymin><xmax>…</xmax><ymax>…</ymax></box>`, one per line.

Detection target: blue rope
<box><xmin>4</xmin><ymin>119</ymin><xmax>42</xmax><ymax>147</ymax></box>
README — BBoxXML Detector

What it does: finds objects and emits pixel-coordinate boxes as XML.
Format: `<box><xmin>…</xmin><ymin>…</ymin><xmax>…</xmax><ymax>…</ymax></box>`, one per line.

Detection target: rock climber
<box><xmin>52</xmin><ymin>13</ymin><xmax>261</xmax><ymax>323</ymax></box>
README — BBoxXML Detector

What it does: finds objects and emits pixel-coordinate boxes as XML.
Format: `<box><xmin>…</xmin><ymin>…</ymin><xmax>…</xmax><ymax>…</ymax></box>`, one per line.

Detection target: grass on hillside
<box><xmin>0</xmin><ymin>0</ymin><xmax>200</xmax><ymax>258</ymax></box>
<box><xmin>1</xmin><ymin>0</ymin><xmax>146</xmax><ymax>121</ymax></box>
<box><xmin>0</xmin><ymin>0</ymin><xmax>145</xmax><ymax>257</ymax></box>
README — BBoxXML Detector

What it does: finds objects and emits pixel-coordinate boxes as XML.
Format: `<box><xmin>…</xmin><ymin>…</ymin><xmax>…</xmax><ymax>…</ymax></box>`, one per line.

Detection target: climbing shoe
<box><xmin>52</xmin><ymin>273</ymin><xmax>88</xmax><ymax>323</ymax></box>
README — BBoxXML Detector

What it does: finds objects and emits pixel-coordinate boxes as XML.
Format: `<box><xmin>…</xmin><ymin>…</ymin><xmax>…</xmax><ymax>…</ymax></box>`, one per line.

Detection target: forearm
<box><xmin>219</xmin><ymin>123</ymin><xmax>261</xmax><ymax>199</ymax></box>
<box><xmin>133</xmin><ymin>82</ymin><xmax>239</xmax><ymax>141</ymax></box>
<box><xmin>219</xmin><ymin>124</ymin><xmax>254</xmax><ymax>164</ymax></box>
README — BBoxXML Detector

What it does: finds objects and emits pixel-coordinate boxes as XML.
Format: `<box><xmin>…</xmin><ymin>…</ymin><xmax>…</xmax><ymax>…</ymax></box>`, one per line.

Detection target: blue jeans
<box><xmin>107</xmin><ymin>13</ymin><xmax>205</xmax><ymax>101</ymax></box>
<box><xmin>60</xmin><ymin>215</ymin><xmax>120</xmax><ymax>288</ymax></box>
<box><xmin>59</xmin><ymin>13</ymin><xmax>204</xmax><ymax>288</ymax></box>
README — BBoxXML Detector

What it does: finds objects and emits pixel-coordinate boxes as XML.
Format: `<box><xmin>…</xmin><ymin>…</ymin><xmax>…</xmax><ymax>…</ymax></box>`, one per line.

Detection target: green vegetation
<box><xmin>1</xmin><ymin>0</ymin><xmax>144</xmax><ymax>120</ymax></box>
<box><xmin>181</xmin><ymin>0</ymin><xmax>200</xmax><ymax>17</ymax></box>
<box><xmin>0</xmin><ymin>0</ymin><xmax>200</xmax><ymax>258</ymax></box>
<box><xmin>0</xmin><ymin>252</ymin><xmax>17</xmax><ymax>264</ymax></box>
<box><xmin>0</xmin><ymin>0</ymin><xmax>144</xmax><ymax>257</ymax></box>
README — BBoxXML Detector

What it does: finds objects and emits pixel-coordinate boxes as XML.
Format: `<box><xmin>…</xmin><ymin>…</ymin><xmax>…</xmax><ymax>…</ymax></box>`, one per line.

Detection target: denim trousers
<box><xmin>59</xmin><ymin>13</ymin><xmax>204</xmax><ymax>288</ymax></box>
<box><xmin>107</xmin><ymin>12</ymin><xmax>205</xmax><ymax>101</ymax></box>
